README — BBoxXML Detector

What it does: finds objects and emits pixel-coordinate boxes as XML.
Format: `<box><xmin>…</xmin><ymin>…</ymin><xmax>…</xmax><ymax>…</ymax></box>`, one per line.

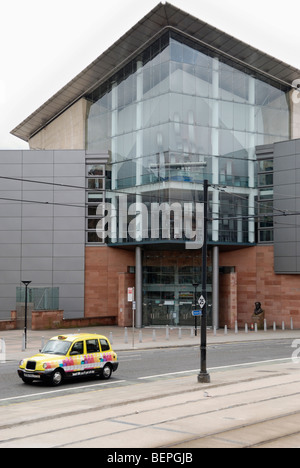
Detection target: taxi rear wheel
<box><xmin>101</xmin><ymin>364</ymin><xmax>112</xmax><ymax>380</ymax></box>
<box><xmin>51</xmin><ymin>369</ymin><xmax>64</xmax><ymax>386</ymax></box>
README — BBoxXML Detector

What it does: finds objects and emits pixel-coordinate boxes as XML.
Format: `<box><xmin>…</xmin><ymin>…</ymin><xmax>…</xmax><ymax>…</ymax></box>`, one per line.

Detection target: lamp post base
<box><xmin>198</xmin><ymin>372</ymin><xmax>211</xmax><ymax>384</ymax></box>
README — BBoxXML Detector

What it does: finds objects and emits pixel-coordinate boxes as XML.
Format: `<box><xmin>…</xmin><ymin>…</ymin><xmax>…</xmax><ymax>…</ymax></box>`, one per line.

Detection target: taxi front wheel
<box><xmin>50</xmin><ymin>369</ymin><xmax>64</xmax><ymax>386</ymax></box>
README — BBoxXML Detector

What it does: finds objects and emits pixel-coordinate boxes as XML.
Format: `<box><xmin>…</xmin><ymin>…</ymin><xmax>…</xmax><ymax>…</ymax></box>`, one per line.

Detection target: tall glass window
<box><xmin>86</xmin><ymin>30</ymin><xmax>290</xmax><ymax>246</ymax></box>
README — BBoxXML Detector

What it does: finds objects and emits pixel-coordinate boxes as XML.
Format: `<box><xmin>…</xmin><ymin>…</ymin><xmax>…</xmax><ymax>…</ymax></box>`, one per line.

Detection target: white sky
<box><xmin>1</xmin><ymin>0</ymin><xmax>299</xmax><ymax>150</ymax></box>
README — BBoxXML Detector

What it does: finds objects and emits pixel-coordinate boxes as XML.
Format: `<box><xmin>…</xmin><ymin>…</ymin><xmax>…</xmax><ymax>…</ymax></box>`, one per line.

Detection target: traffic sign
<box><xmin>192</xmin><ymin>310</ymin><xmax>202</xmax><ymax>317</ymax></box>
<box><xmin>198</xmin><ymin>295</ymin><xmax>206</xmax><ymax>309</ymax></box>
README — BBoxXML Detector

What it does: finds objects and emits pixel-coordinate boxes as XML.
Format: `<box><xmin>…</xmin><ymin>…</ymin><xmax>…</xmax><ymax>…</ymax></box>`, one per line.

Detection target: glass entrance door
<box><xmin>142</xmin><ymin>251</ymin><xmax>212</xmax><ymax>327</ymax></box>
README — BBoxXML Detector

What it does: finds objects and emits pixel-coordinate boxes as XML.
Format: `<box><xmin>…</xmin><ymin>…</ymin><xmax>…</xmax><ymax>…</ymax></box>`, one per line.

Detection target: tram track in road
<box><xmin>167</xmin><ymin>410</ymin><xmax>300</xmax><ymax>448</ymax></box>
<box><xmin>1</xmin><ymin>363</ymin><xmax>300</xmax><ymax>448</ymax></box>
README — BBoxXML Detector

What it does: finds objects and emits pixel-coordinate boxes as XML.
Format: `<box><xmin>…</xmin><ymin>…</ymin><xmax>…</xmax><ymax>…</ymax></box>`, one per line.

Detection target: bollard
<box><xmin>166</xmin><ymin>325</ymin><xmax>169</xmax><ymax>341</ymax></box>
<box><xmin>291</xmin><ymin>318</ymin><xmax>294</xmax><ymax>331</ymax></box>
<box><xmin>235</xmin><ymin>321</ymin><xmax>238</xmax><ymax>334</ymax></box>
<box><xmin>264</xmin><ymin>319</ymin><xmax>267</xmax><ymax>332</ymax></box>
<box><xmin>213</xmin><ymin>326</ymin><xmax>216</xmax><ymax>336</ymax></box>
<box><xmin>152</xmin><ymin>329</ymin><xmax>156</xmax><ymax>342</ymax></box>
<box><xmin>22</xmin><ymin>332</ymin><xmax>26</xmax><ymax>351</ymax></box>
<box><xmin>255</xmin><ymin>323</ymin><xmax>258</xmax><ymax>333</ymax></box>
<box><xmin>124</xmin><ymin>327</ymin><xmax>128</xmax><ymax>344</ymax></box>
<box><xmin>282</xmin><ymin>321</ymin><xmax>285</xmax><ymax>331</ymax></box>
<box><xmin>273</xmin><ymin>322</ymin><xmax>276</xmax><ymax>331</ymax></box>
<box><xmin>139</xmin><ymin>330</ymin><xmax>143</xmax><ymax>343</ymax></box>
<box><xmin>41</xmin><ymin>336</ymin><xmax>45</xmax><ymax>350</ymax></box>
<box><xmin>245</xmin><ymin>323</ymin><xmax>248</xmax><ymax>334</ymax></box>
<box><xmin>190</xmin><ymin>327</ymin><xmax>194</xmax><ymax>338</ymax></box>
<box><xmin>224</xmin><ymin>325</ymin><xmax>228</xmax><ymax>335</ymax></box>
<box><xmin>109</xmin><ymin>332</ymin><xmax>113</xmax><ymax>345</ymax></box>
<box><xmin>0</xmin><ymin>339</ymin><xmax>6</xmax><ymax>363</ymax></box>
<box><xmin>178</xmin><ymin>328</ymin><xmax>182</xmax><ymax>340</ymax></box>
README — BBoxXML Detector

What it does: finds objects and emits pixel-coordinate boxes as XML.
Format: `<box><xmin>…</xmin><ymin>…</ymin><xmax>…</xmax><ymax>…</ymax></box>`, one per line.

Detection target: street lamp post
<box><xmin>198</xmin><ymin>180</ymin><xmax>211</xmax><ymax>384</ymax></box>
<box><xmin>192</xmin><ymin>282</ymin><xmax>200</xmax><ymax>336</ymax></box>
<box><xmin>22</xmin><ymin>281</ymin><xmax>31</xmax><ymax>349</ymax></box>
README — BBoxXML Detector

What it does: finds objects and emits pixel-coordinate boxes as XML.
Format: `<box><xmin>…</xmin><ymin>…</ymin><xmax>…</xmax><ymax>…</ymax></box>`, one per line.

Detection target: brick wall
<box><xmin>220</xmin><ymin>245</ymin><xmax>300</xmax><ymax>328</ymax></box>
<box><xmin>85</xmin><ymin>246</ymin><xmax>135</xmax><ymax>325</ymax></box>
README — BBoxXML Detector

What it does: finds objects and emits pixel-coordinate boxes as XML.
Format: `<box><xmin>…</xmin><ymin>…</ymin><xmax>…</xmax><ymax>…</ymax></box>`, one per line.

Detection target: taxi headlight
<box><xmin>19</xmin><ymin>360</ymin><xmax>24</xmax><ymax>366</ymax></box>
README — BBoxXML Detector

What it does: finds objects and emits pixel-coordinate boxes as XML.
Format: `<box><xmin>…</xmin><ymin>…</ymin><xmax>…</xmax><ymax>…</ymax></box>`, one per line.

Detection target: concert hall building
<box><xmin>2</xmin><ymin>3</ymin><xmax>300</xmax><ymax>329</ymax></box>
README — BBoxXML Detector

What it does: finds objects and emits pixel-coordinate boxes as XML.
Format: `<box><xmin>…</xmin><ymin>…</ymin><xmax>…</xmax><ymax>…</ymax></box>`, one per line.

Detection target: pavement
<box><xmin>1</xmin><ymin>325</ymin><xmax>300</xmax><ymax>360</ymax></box>
<box><xmin>0</xmin><ymin>326</ymin><xmax>300</xmax><ymax>448</ymax></box>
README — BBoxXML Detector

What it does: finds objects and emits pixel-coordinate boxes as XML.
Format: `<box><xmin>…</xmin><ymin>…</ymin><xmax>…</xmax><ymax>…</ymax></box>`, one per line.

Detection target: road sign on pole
<box><xmin>192</xmin><ymin>310</ymin><xmax>202</xmax><ymax>317</ymax></box>
<box><xmin>128</xmin><ymin>287</ymin><xmax>134</xmax><ymax>302</ymax></box>
<box><xmin>198</xmin><ymin>295</ymin><xmax>206</xmax><ymax>310</ymax></box>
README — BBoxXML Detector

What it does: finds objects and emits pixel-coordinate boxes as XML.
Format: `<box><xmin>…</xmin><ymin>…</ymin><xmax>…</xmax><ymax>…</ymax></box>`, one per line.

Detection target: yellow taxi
<box><xmin>18</xmin><ymin>333</ymin><xmax>118</xmax><ymax>386</ymax></box>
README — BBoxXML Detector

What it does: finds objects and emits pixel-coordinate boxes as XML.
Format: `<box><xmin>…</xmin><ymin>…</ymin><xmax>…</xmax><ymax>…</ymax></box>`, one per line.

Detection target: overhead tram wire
<box><xmin>1</xmin><ymin>174</ymin><xmax>299</xmax><ymax>223</ymax></box>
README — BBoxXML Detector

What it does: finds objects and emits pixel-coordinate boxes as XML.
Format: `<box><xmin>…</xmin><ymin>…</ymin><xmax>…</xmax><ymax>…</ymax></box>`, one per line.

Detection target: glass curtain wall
<box><xmin>86</xmin><ymin>30</ymin><xmax>290</xmax><ymax>246</ymax></box>
<box><xmin>86</xmin><ymin>30</ymin><xmax>290</xmax><ymax>325</ymax></box>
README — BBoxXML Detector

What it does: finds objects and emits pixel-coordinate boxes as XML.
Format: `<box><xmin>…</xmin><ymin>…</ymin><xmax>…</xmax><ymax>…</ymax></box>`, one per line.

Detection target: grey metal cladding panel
<box><xmin>0</xmin><ymin>231</ymin><xmax>21</xmax><ymax>244</ymax></box>
<box><xmin>21</xmin><ymin>258</ymin><xmax>53</xmax><ymax>271</ymax></box>
<box><xmin>21</xmin><ymin>231</ymin><xmax>53</xmax><ymax>244</ymax></box>
<box><xmin>275</xmin><ymin>242</ymin><xmax>297</xmax><ymax>258</ymax></box>
<box><xmin>53</xmin><ymin>244</ymin><xmax>84</xmax><ymax>257</ymax></box>
<box><xmin>274</xmin><ymin>140</ymin><xmax>297</xmax><ymax>158</ymax></box>
<box><xmin>54</xmin><ymin>164</ymin><xmax>84</xmax><ymax>178</ymax></box>
<box><xmin>274</xmin><ymin>170</ymin><xmax>296</xmax><ymax>186</ymax></box>
<box><xmin>21</xmin><ymin>244</ymin><xmax>53</xmax><ymax>257</ymax></box>
<box><xmin>53</xmin><ymin>257</ymin><xmax>84</xmax><ymax>271</ymax></box>
<box><xmin>22</xmin><ymin>204</ymin><xmax>53</xmax><ymax>217</ymax></box>
<box><xmin>23</xmin><ymin>150</ymin><xmax>54</xmax><ymax>164</ymax></box>
<box><xmin>0</xmin><ymin>178</ymin><xmax>22</xmax><ymax>191</ymax></box>
<box><xmin>58</xmin><ymin>284</ymin><xmax>84</xmax><ymax>299</ymax></box>
<box><xmin>53</xmin><ymin>231</ymin><xmax>85</xmax><ymax>244</ymax></box>
<box><xmin>53</xmin><ymin>150</ymin><xmax>86</xmax><ymax>164</ymax></box>
<box><xmin>0</xmin><ymin>164</ymin><xmax>22</xmax><ymax>177</ymax></box>
<box><xmin>274</xmin><ymin>226</ymin><xmax>297</xmax><ymax>243</ymax></box>
<box><xmin>0</xmin><ymin>270</ymin><xmax>20</xmax><ymax>284</ymax></box>
<box><xmin>53</xmin><ymin>190</ymin><xmax>84</xmax><ymax>205</ymax></box>
<box><xmin>53</xmin><ymin>205</ymin><xmax>85</xmax><ymax>217</ymax></box>
<box><xmin>273</xmin><ymin>184</ymin><xmax>296</xmax><ymax>201</ymax></box>
<box><xmin>54</xmin><ymin>217</ymin><xmax>84</xmax><ymax>230</ymax></box>
<box><xmin>22</xmin><ymin>165</ymin><xmax>53</xmax><ymax>177</ymax></box>
<box><xmin>0</xmin><ymin>203</ymin><xmax>21</xmax><ymax>217</ymax></box>
<box><xmin>0</xmin><ymin>217</ymin><xmax>21</xmax><ymax>230</ymax></box>
<box><xmin>0</xmin><ymin>258</ymin><xmax>21</xmax><ymax>271</ymax></box>
<box><xmin>0</xmin><ymin>150</ymin><xmax>22</xmax><ymax>164</ymax></box>
<box><xmin>53</xmin><ymin>271</ymin><xmax>84</xmax><ymax>285</ymax></box>
<box><xmin>274</xmin><ymin>155</ymin><xmax>296</xmax><ymax>172</ymax></box>
<box><xmin>0</xmin><ymin>298</ymin><xmax>17</xmax><ymax>312</ymax></box>
<box><xmin>274</xmin><ymin>255</ymin><xmax>297</xmax><ymax>274</ymax></box>
<box><xmin>0</xmin><ymin>284</ymin><xmax>18</xmax><ymax>298</ymax></box>
<box><xmin>0</xmin><ymin>244</ymin><xmax>21</xmax><ymax>257</ymax></box>
<box><xmin>21</xmin><ymin>271</ymin><xmax>53</xmax><ymax>285</ymax></box>
<box><xmin>54</xmin><ymin>177</ymin><xmax>84</xmax><ymax>187</ymax></box>
<box><xmin>22</xmin><ymin>217</ymin><xmax>54</xmax><ymax>231</ymax></box>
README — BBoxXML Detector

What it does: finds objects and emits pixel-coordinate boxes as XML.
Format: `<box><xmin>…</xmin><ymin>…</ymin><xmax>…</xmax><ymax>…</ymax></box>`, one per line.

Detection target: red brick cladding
<box><xmin>220</xmin><ymin>245</ymin><xmax>300</xmax><ymax>328</ymax></box>
<box><xmin>85</xmin><ymin>246</ymin><xmax>135</xmax><ymax>326</ymax></box>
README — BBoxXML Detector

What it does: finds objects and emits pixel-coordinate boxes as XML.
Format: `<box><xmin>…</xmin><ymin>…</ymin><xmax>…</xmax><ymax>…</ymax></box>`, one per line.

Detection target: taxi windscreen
<box><xmin>41</xmin><ymin>340</ymin><xmax>72</xmax><ymax>356</ymax></box>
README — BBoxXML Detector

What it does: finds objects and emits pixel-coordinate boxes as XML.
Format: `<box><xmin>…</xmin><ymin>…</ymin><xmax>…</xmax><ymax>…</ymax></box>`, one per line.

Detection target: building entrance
<box><xmin>142</xmin><ymin>251</ymin><xmax>212</xmax><ymax>327</ymax></box>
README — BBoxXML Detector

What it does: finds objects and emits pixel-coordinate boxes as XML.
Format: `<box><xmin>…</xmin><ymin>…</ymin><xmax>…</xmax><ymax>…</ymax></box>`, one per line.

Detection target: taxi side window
<box><xmin>86</xmin><ymin>339</ymin><xmax>100</xmax><ymax>353</ymax></box>
<box><xmin>100</xmin><ymin>339</ymin><xmax>110</xmax><ymax>352</ymax></box>
<box><xmin>70</xmin><ymin>341</ymin><xmax>84</xmax><ymax>355</ymax></box>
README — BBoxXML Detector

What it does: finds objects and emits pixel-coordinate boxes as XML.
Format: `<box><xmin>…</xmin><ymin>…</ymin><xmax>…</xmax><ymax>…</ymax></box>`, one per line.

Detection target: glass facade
<box><xmin>86</xmin><ymin>30</ymin><xmax>290</xmax><ymax>247</ymax></box>
<box><xmin>85</xmin><ymin>30</ymin><xmax>291</xmax><ymax>326</ymax></box>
